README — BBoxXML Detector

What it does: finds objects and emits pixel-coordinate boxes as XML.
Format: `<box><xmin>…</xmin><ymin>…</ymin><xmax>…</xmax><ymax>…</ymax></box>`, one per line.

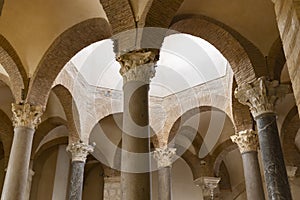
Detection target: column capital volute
<box><xmin>66</xmin><ymin>141</ymin><xmax>95</xmax><ymax>162</ymax></box>
<box><xmin>230</xmin><ymin>129</ymin><xmax>259</xmax><ymax>154</ymax></box>
<box><xmin>234</xmin><ymin>77</ymin><xmax>290</xmax><ymax>118</ymax></box>
<box><xmin>117</xmin><ymin>49</ymin><xmax>159</xmax><ymax>84</ymax></box>
<box><xmin>152</xmin><ymin>147</ymin><xmax>176</xmax><ymax>168</ymax></box>
<box><xmin>11</xmin><ymin>102</ymin><xmax>43</xmax><ymax>129</ymax></box>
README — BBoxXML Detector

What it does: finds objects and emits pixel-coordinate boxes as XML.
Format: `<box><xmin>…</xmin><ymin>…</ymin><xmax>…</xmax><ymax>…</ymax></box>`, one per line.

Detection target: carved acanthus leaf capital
<box><xmin>66</xmin><ymin>141</ymin><xmax>95</xmax><ymax>162</ymax></box>
<box><xmin>12</xmin><ymin>103</ymin><xmax>43</xmax><ymax>129</ymax></box>
<box><xmin>152</xmin><ymin>147</ymin><xmax>176</xmax><ymax>168</ymax></box>
<box><xmin>234</xmin><ymin>77</ymin><xmax>290</xmax><ymax>118</ymax></box>
<box><xmin>117</xmin><ymin>49</ymin><xmax>159</xmax><ymax>84</ymax></box>
<box><xmin>231</xmin><ymin>129</ymin><xmax>259</xmax><ymax>154</ymax></box>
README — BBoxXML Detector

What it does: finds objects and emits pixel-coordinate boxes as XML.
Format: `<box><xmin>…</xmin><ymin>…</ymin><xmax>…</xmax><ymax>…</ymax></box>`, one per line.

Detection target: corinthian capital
<box><xmin>12</xmin><ymin>103</ymin><xmax>43</xmax><ymax>129</ymax></box>
<box><xmin>231</xmin><ymin>129</ymin><xmax>259</xmax><ymax>154</ymax></box>
<box><xmin>117</xmin><ymin>49</ymin><xmax>159</xmax><ymax>84</ymax></box>
<box><xmin>234</xmin><ymin>77</ymin><xmax>290</xmax><ymax>118</ymax></box>
<box><xmin>152</xmin><ymin>147</ymin><xmax>176</xmax><ymax>168</ymax></box>
<box><xmin>66</xmin><ymin>141</ymin><xmax>95</xmax><ymax>162</ymax></box>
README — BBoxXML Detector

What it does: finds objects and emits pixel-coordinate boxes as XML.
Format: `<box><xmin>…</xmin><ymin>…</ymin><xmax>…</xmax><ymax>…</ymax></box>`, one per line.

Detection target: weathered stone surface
<box><xmin>1</xmin><ymin>126</ymin><xmax>35</xmax><ymax>200</ymax></box>
<box><xmin>68</xmin><ymin>161</ymin><xmax>85</xmax><ymax>200</ymax></box>
<box><xmin>257</xmin><ymin>113</ymin><xmax>292</xmax><ymax>200</ymax></box>
<box><xmin>241</xmin><ymin>151</ymin><xmax>265</xmax><ymax>200</ymax></box>
<box><xmin>230</xmin><ymin>129</ymin><xmax>259</xmax><ymax>154</ymax></box>
<box><xmin>12</xmin><ymin>103</ymin><xmax>43</xmax><ymax>129</ymax></box>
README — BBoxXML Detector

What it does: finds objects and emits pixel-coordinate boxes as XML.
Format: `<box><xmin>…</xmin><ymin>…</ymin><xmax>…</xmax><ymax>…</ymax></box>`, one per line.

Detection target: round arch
<box><xmin>27</xmin><ymin>18</ymin><xmax>112</xmax><ymax>107</ymax></box>
<box><xmin>170</xmin><ymin>15</ymin><xmax>266</xmax><ymax>85</ymax></box>
<box><xmin>0</xmin><ymin>34</ymin><xmax>27</xmax><ymax>102</ymax></box>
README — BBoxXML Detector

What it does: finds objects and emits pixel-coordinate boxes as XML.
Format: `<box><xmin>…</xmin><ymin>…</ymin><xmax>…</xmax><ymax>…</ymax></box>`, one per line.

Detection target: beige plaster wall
<box><xmin>35</xmin><ymin>148</ymin><xmax>58</xmax><ymax>200</ymax></box>
<box><xmin>82</xmin><ymin>164</ymin><xmax>104</xmax><ymax>200</ymax></box>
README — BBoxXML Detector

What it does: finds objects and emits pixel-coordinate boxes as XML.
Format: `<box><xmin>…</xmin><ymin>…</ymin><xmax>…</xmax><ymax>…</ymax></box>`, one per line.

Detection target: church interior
<box><xmin>0</xmin><ymin>0</ymin><xmax>299</xmax><ymax>199</ymax></box>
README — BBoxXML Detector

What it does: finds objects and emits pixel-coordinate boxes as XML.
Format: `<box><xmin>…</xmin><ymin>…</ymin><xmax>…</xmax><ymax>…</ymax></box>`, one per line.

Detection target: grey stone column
<box><xmin>25</xmin><ymin>168</ymin><xmax>35</xmax><ymax>200</ymax></box>
<box><xmin>1</xmin><ymin>103</ymin><xmax>43</xmax><ymax>200</ymax></box>
<box><xmin>153</xmin><ymin>147</ymin><xmax>176</xmax><ymax>200</ymax></box>
<box><xmin>67</xmin><ymin>141</ymin><xmax>94</xmax><ymax>200</ymax></box>
<box><xmin>194</xmin><ymin>177</ymin><xmax>221</xmax><ymax>200</ymax></box>
<box><xmin>231</xmin><ymin>129</ymin><xmax>265</xmax><ymax>200</ymax></box>
<box><xmin>117</xmin><ymin>49</ymin><xmax>158</xmax><ymax>200</ymax></box>
<box><xmin>235</xmin><ymin>77</ymin><xmax>292</xmax><ymax>200</ymax></box>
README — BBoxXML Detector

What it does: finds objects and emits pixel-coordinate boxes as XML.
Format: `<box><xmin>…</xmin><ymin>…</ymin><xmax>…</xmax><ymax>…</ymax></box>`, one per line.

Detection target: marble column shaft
<box><xmin>235</xmin><ymin>77</ymin><xmax>292</xmax><ymax>200</ymax></box>
<box><xmin>1</xmin><ymin>103</ymin><xmax>42</xmax><ymax>200</ymax></box>
<box><xmin>67</xmin><ymin>141</ymin><xmax>94</xmax><ymax>200</ymax></box>
<box><xmin>256</xmin><ymin>113</ymin><xmax>291</xmax><ymax>199</ymax></box>
<box><xmin>242</xmin><ymin>152</ymin><xmax>265</xmax><ymax>199</ymax></box>
<box><xmin>157</xmin><ymin>167</ymin><xmax>171</xmax><ymax>200</ymax></box>
<box><xmin>231</xmin><ymin>130</ymin><xmax>265</xmax><ymax>200</ymax></box>
<box><xmin>118</xmin><ymin>49</ymin><xmax>158</xmax><ymax>200</ymax></box>
<box><xmin>68</xmin><ymin>162</ymin><xmax>85</xmax><ymax>200</ymax></box>
<box><xmin>153</xmin><ymin>147</ymin><xmax>176</xmax><ymax>200</ymax></box>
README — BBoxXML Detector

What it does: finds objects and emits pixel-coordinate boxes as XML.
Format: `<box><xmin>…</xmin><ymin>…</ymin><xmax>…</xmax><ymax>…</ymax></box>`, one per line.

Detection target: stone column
<box><xmin>194</xmin><ymin>177</ymin><xmax>221</xmax><ymax>200</ymax></box>
<box><xmin>231</xmin><ymin>129</ymin><xmax>265</xmax><ymax>200</ymax></box>
<box><xmin>24</xmin><ymin>169</ymin><xmax>35</xmax><ymax>200</ymax></box>
<box><xmin>67</xmin><ymin>141</ymin><xmax>94</xmax><ymax>200</ymax></box>
<box><xmin>1</xmin><ymin>103</ymin><xmax>43</xmax><ymax>200</ymax></box>
<box><xmin>153</xmin><ymin>147</ymin><xmax>176</xmax><ymax>200</ymax></box>
<box><xmin>117</xmin><ymin>49</ymin><xmax>158</xmax><ymax>200</ymax></box>
<box><xmin>235</xmin><ymin>77</ymin><xmax>292</xmax><ymax>199</ymax></box>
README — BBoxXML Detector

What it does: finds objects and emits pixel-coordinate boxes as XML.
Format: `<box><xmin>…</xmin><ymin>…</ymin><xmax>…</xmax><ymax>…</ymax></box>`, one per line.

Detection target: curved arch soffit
<box><xmin>0</xmin><ymin>34</ymin><xmax>27</xmax><ymax>102</ymax></box>
<box><xmin>0</xmin><ymin>109</ymin><xmax>13</xmax><ymax>164</ymax></box>
<box><xmin>267</xmin><ymin>37</ymin><xmax>286</xmax><ymax>81</ymax></box>
<box><xmin>281</xmin><ymin>106</ymin><xmax>300</xmax><ymax>167</ymax></box>
<box><xmin>33</xmin><ymin>136</ymin><xmax>68</xmax><ymax>164</ymax></box>
<box><xmin>211</xmin><ymin>139</ymin><xmax>237</xmax><ymax>176</ymax></box>
<box><xmin>32</xmin><ymin>116</ymin><xmax>67</xmax><ymax>157</ymax></box>
<box><xmin>168</xmin><ymin>106</ymin><xmax>234</xmax><ymax>164</ymax></box>
<box><xmin>52</xmin><ymin>84</ymin><xmax>81</xmax><ymax>143</ymax></box>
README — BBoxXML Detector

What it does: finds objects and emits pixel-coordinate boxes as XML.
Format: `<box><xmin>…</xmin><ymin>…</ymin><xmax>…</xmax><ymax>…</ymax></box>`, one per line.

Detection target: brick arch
<box><xmin>281</xmin><ymin>106</ymin><xmax>300</xmax><ymax>168</ymax></box>
<box><xmin>0</xmin><ymin>109</ymin><xmax>13</xmax><ymax>166</ymax></box>
<box><xmin>170</xmin><ymin>15</ymin><xmax>267</xmax><ymax>85</ymax></box>
<box><xmin>52</xmin><ymin>85</ymin><xmax>81</xmax><ymax>143</ymax></box>
<box><xmin>99</xmin><ymin>0</ymin><xmax>135</xmax><ymax>34</ymax></box>
<box><xmin>27</xmin><ymin>18</ymin><xmax>112</xmax><ymax>107</ymax></box>
<box><xmin>267</xmin><ymin>37</ymin><xmax>286</xmax><ymax>81</ymax></box>
<box><xmin>0</xmin><ymin>34</ymin><xmax>27</xmax><ymax>102</ymax></box>
<box><xmin>140</xmin><ymin>0</ymin><xmax>183</xmax><ymax>28</ymax></box>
